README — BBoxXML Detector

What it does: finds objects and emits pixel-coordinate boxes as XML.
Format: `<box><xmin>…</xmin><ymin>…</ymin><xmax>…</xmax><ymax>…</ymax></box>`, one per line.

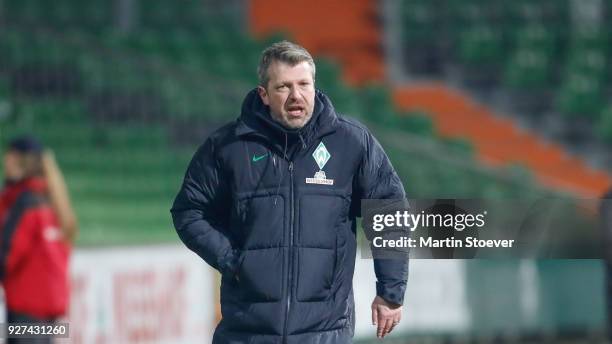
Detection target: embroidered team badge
<box><xmin>306</xmin><ymin>142</ymin><xmax>334</xmax><ymax>185</ymax></box>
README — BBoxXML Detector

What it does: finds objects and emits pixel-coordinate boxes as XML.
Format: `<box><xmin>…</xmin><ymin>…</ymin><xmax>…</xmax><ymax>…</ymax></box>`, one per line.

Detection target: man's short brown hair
<box><xmin>257</xmin><ymin>40</ymin><xmax>316</xmax><ymax>88</ymax></box>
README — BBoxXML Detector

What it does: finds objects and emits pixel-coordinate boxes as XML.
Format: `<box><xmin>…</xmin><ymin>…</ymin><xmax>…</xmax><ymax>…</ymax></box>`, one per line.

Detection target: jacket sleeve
<box><xmin>171</xmin><ymin>138</ymin><xmax>240</xmax><ymax>277</ymax></box>
<box><xmin>4</xmin><ymin>210</ymin><xmax>38</xmax><ymax>276</ymax></box>
<box><xmin>355</xmin><ymin>128</ymin><xmax>409</xmax><ymax>306</ymax></box>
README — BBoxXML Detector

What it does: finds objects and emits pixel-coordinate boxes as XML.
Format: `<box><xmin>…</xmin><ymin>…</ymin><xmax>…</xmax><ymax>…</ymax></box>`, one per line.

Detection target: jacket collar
<box><xmin>235</xmin><ymin>88</ymin><xmax>338</xmax><ymax>156</ymax></box>
<box><xmin>1</xmin><ymin>177</ymin><xmax>47</xmax><ymax>212</ymax></box>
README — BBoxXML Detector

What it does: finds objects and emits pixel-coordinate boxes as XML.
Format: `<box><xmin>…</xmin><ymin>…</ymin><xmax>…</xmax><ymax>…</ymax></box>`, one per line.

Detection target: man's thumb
<box><xmin>371</xmin><ymin>305</ymin><xmax>378</xmax><ymax>325</ymax></box>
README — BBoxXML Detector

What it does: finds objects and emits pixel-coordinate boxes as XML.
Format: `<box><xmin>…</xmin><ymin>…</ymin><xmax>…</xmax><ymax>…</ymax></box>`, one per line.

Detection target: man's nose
<box><xmin>288</xmin><ymin>86</ymin><xmax>300</xmax><ymax>100</ymax></box>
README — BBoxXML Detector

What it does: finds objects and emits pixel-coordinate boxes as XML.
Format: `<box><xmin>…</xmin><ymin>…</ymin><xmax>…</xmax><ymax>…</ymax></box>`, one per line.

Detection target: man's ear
<box><xmin>257</xmin><ymin>85</ymin><xmax>270</xmax><ymax>106</ymax></box>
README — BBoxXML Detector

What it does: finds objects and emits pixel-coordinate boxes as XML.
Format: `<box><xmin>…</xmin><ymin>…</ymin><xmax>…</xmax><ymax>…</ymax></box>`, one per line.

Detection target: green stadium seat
<box><xmin>80</xmin><ymin>2</ymin><xmax>111</xmax><ymax>30</ymax></box>
<box><xmin>126</xmin><ymin>30</ymin><xmax>165</xmax><ymax>54</ymax></box>
<box><xmin>503</xmin><ymin>49</ymin><xmax>552</xmax><ymax>90</ymax></box>
<box><xmin>571</xmin><ymin>26</ymin><xmax>608</xmax><ymax>52</ymax></box>
<box><xmin>556</xmin><ymin>73</ymin><xmax>604</xmax><ymax>119</ymax></box>
<box><xmin>4</xmin><ymin>0</ymin><xmax>46</xmax><ymax>25</ymax></box>
<box><xmin>358</xmin><ymin>84</ymin><xmax>396</xmax><ymax>124</ymax></box>
<box><xmin>457</xmin><ymin>25</ymin><xmax>504</xmax><ymax>67</ymax></box>
<box><xmin>597</xmin><ymin>105</ymin><xmax>612</xmax><ymax>145</ymax></box>
<box><xmin>397</xmin><ymin>111</ymin><xmax>435</xmax><ymax>137</ymax></box>
<box><xmin>323</xmin><ymin>84</ymin><xmax>362</xmax><ymax>119</ymax></box>
<box><xmin>315</xmin><ymin>59</ymin><xmax>342</xmax><ymax>87</ymax></box>
<box><xmin>479</xmin><ymin>178</ymin><xmax>512</xmax><ymax>199</ymax></box>
<box><xmin>140</xmin><ymin>0</ymin><xmax>203</xmax><ymax>30</ymax></box>
<box><xmin>565</xmin><ymin>49</ymin><xmax>607</xmax><ymax>81</ymax></box>
<box><xmin>513</xmin><ymin>24</ymin><xmax>558</xmax><ymax>55</ymax></box>
<box><xmin>0</xmin><ymin>78</ymin><xmax>10</xmax><ymax>99</ymax></box>
<box><xmin>401</xmin><ymin>0</ymin><xmax>438</xmax><ymax>43</ymax></box>
<box><xmin>17</xmin><ymin>100</ymin><xmax>84</xmax><ymax>124</ymax></box>
<box><xmin>441</xmin><ymin>137</ymin><xmax>474</xmax><ymax>157</ymax></box>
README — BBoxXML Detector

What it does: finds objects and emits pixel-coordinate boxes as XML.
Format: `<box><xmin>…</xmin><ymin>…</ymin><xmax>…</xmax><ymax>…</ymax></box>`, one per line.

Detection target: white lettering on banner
<box><xmin>57</xmin><ymin>245</ymin><xmax>215</xmax><ymax>344</ymax></box>
<box><xmin>113</xmin><ymin>268</ymin><xmax>186</xmax><ymax>341</ymax></box>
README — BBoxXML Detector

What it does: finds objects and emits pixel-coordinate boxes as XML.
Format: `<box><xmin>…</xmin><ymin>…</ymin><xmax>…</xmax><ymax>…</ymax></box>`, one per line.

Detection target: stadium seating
<box><xmin>400</xmin><ymin>0</ymin><xmax>612</xmax><ymax>147</ymax></box>
<box><xmin>0</xmin><ymin>0</ymin><xmax>558</xmax><ymax>246</ymax></box>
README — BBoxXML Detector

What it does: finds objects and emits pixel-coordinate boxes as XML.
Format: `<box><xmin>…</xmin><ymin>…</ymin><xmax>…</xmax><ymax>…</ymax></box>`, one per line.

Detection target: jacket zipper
<box><xmin>283</xmin><ymin>161</ymin><xmax>294</xmax><ymax>344</ymax></box>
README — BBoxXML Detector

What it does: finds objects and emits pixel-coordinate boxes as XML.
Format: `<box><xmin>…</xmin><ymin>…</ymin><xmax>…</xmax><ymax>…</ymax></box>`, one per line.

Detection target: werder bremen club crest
<box><xmin>306</xmin><ymin>141</ymin><xmax>334</xmax><ymax>185</ymax></box>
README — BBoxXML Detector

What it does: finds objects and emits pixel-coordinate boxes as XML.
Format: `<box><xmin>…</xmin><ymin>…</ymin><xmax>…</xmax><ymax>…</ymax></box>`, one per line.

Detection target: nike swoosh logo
<box><xmin>252</xmin><ymin>153</ymin><xmax>268</xmax><ymax>162</ymax></box>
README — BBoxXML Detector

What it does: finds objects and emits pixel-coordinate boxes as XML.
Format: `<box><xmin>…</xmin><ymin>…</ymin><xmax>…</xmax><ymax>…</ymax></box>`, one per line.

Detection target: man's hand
<box><xmin>41</xmin><ymin>149</ymin><xmax>79</xmax><ymax>243</ymax></box>
<box><xmin>41</xmin><ymin>149</ymin><xmax>56</xmax><ymax>170</ymax></box>
<box><xmin>371</xmin><ymin>295</ymin><xmax>402</xmax><ymax>339</ymax></box>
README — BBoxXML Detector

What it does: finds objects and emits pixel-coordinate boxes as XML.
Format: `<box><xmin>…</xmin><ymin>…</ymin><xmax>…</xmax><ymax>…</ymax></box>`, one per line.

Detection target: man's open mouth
<box><xmin>287</xmin><ymin>105</ymin><xmax>304</xmax><ymax>116</ymax></box>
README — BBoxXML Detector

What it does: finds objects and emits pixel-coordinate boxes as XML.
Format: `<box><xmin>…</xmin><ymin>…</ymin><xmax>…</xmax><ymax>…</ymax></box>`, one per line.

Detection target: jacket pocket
<box><xmin>236</xmin><ymin>247</ymin><xmax>283</xmax><ymax>302</ymax></box>
<box><xmin>296</xmin><ymin>247</ymin><xmax>335</xmax><ymax>302</ymax></box>
<box><xmin>236</xmin><ymin>194</ymin><xmax>284</xmax><ymax>248</ymax></box>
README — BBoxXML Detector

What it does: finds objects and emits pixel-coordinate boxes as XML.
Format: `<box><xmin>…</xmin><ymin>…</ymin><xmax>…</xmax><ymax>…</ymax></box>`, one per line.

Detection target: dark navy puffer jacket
<box><xmin>171</xmin><ymin>88</ymin><xmax>408</xmax><ymax>344</ymax></box>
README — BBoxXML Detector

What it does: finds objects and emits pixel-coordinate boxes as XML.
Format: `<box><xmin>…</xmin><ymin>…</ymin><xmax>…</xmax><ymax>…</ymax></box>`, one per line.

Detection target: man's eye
<box><xmin>277</xmin><ymin>85</ymin><xmax>288</xmax><ymax>90</ymax></box>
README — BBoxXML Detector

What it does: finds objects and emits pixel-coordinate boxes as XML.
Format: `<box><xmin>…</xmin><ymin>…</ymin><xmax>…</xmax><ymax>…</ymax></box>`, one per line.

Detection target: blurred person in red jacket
<box><xmin>0</xmin><ymin>135</ymin><xmax>77</xmax><ymax>343</ymax></box>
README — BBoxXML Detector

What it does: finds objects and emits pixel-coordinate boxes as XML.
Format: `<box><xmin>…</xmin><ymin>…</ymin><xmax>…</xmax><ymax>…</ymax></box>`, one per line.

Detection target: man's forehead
<box><xmin>268</xmin><ymin>60</ymin><xmax>313</xmax><ymax>80</ymax></box>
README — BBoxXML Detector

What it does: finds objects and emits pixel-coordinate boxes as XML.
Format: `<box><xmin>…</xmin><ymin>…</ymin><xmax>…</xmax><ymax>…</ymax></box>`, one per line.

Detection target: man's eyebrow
<box><xmin>276</xmin><ymin>79</ymin><xmax>311</xmax><ymax>86</ymax></box>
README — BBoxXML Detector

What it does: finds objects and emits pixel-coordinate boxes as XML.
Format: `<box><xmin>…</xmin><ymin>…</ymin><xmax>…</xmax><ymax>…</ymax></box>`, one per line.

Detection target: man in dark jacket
<box><xmin>171</xmin><ymin>41</ymin><xmax>408</xmax><ymax>343</ymax></box>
